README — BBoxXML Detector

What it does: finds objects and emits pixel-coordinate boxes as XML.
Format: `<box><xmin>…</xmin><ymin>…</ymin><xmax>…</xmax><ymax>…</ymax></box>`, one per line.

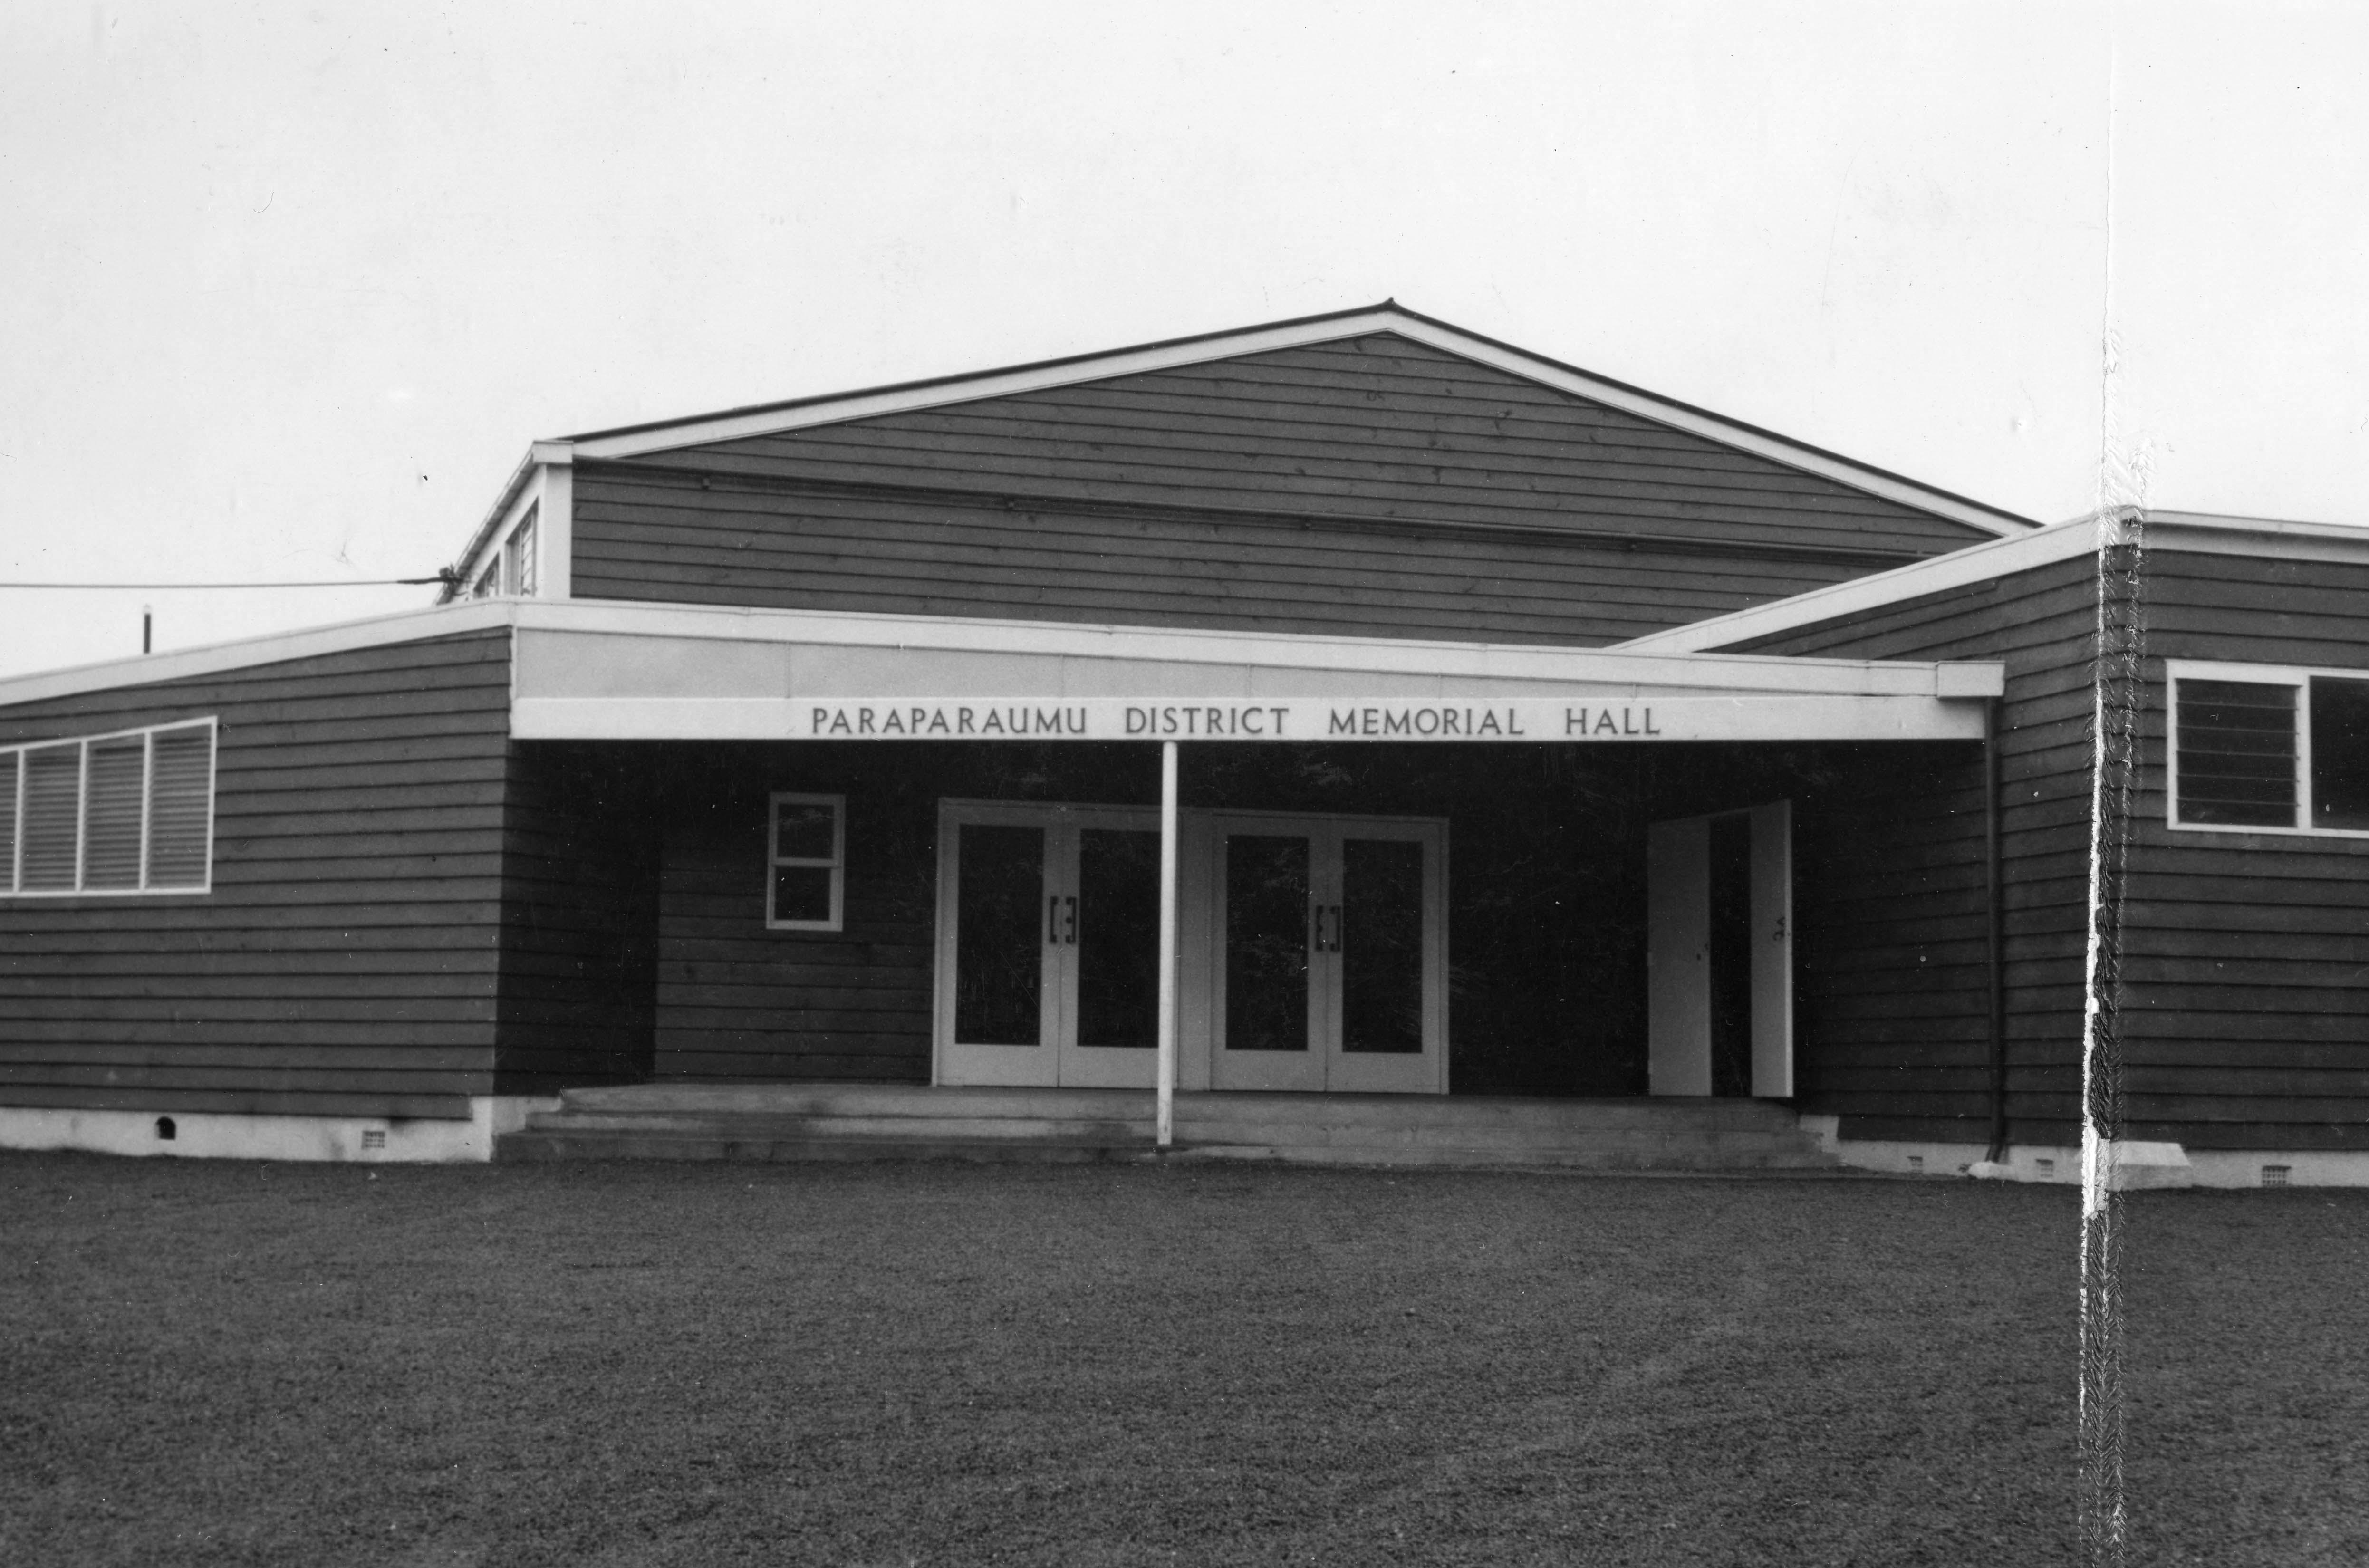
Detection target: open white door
<box><xmin>1647</xmin><ymin>816</ymin><xmax>1712</xmax><ymax>1096</ymax></box>
<box><xmin>1749</xmin><ymin>800</ymin><xmax>1793</xmax><ymax>1097</ymax></box>
<box><xmin>1648</xmin><ymin>802</ymin><xmax>1793</xmax><ymax>1098</ymax></box>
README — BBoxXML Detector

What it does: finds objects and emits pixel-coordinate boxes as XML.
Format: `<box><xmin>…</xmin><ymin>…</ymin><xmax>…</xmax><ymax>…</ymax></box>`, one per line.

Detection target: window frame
<box><xmin>2167</xmin><ymin>659</ymin><xmax>2369</xmax><ymax>837</ymax></box>
<box><xmin>0</xmin><ymin>717</ymin><xmax>218</xmax><ymax>896</ymax></box>
<box><xmin>508</xmin><ymin>506</ymin><xmax>539</xmax><ymax>597</ymax></box>
<box><xmin>766</xmin><ymin>791</ymin><xmax>845</xmax><ymax>932</ymax></box>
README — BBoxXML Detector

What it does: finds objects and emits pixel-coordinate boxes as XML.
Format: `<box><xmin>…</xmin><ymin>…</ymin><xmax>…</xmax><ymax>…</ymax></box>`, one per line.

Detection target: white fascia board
<box><xmin>2145</xmin><ymin>510</ymin><xmax>2369</xmax><ymax>565</ymax></box>
<box><xmin>0</xmin><ymin>590</ymin><xmax>2006</xmax><ymax>718</ymax></box>
<box><xmin>513</xmin><ymin>693</ymin><xmax>1988</xmax><ymax>745</ymax></box>
<box><xmin>1615</xmin><ymin>519</ymin><xmax>2102</xmax><ymax>654</ymax></box>
<box><xmin>0</xmin><ymin>602</ymin><xmax>516</xmax><ymax>711</ymax></box>
<box><xmin>510</xmin><ymin>598</ymin><xmax>1998</xmax><ymax>699</ymax></box>
<box><xmin>1378</xmin><ymin>320</ymin><xmax>2031</xmax><ymax>538</ymax></box>
<box><xmin>563</xmin><ymin>308</ymin><xmax>2031</xmax><ymax>537</ymax></box>
<box><xmin>1619</xmin><ymin>508</ymin><xmax>2369</xmax><ymax>656</ymax></box>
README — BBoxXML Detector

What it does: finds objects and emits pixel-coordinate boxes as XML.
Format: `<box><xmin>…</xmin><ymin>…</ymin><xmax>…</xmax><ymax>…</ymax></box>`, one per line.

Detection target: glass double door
<box><xmin>937</xmin><ymin>804</ymin><xmax>1164</xmax><ymax>1088</ymax></box>
<box><xmin>1210</xmin><ymin>815</ymin><xmax>1444</xmax><ymax>1094</ymax></box>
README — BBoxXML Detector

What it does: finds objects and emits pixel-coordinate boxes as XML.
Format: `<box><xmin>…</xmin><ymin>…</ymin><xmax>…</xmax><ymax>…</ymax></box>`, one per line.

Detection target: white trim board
<box><xmin>1617</xmin><ymin>519</ymin><xmax>2104</xmax><ymax>654</ymax></box>
<box><xmin>0</xmin><ymin>600</ymin><xmax>511</xmax><ymax>711</ymax></box>
<box><xmin>508</xmin><ymin>599</ymin><xmax>2003</xmax><ymax>697</ymax></box>
<box><xmin>0</xmin><ymin>596</ymin><xmax>2004</xmax><ymax>717</ymax></box>
<box><xmin>558</xmin><ymin>304</ymin><xmax>2033</xmax><ymax>538</ymax></box>
<box><xmin>512</xmin><ymin>693</ymin><xmax>1990</xmax><ymax>744</ymax></box>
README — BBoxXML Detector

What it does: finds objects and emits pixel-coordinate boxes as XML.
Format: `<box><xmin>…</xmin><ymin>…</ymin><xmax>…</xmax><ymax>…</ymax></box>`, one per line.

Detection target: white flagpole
<box><xmin>1156</xmin><ymin>739</ymin><xmax>1179</xmax><ymax>1149</ymax></box>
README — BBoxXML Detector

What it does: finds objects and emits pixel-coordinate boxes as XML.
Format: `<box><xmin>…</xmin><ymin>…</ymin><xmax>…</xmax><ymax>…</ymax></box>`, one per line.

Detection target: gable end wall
<box><xmin>567</xmin><ymin>334</ymin><xmax>1999</xmax><ymax>645</ymax></box>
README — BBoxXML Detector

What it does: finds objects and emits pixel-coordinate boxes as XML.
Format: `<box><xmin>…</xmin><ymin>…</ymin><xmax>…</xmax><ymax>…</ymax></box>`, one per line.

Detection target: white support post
<box><xmin>1156</xmin><ymin>740</ymin><xmax>1179</xmax><ymax>1148</ymax></box>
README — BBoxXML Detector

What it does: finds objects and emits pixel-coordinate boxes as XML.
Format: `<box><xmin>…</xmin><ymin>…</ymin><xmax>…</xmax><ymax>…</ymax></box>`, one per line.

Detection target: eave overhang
<box><xmin>1618</xmin><ymin>507</ymin><xmax>2369</xmax><ymax>655</ymax></box>
<box><xmin>0</xmin><ymin>599</ymin><xmax>2002</xmax><ymax>748</ymax></box>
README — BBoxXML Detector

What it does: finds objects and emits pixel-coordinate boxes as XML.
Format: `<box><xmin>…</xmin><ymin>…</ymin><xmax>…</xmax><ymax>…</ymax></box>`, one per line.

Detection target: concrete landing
<box><xmin>496</xmin><ymin>1083</ymin><xmax>1844</xmax><ymax>1173</ymax></box>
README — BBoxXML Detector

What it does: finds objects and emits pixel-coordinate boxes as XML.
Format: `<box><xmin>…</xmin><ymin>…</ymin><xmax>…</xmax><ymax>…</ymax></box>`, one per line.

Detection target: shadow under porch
<box><xmin>491</xmin><ymin>737</ymin><xmax>1997</xmax><ymax>1108</ymax></box>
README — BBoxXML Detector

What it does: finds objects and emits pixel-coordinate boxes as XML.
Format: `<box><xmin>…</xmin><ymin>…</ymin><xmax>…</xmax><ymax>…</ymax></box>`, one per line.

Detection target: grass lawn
<box><xmin>2</xmin><ymin>1154</ymin><xmax>2364</xmax><ymax>1567</ymax></box>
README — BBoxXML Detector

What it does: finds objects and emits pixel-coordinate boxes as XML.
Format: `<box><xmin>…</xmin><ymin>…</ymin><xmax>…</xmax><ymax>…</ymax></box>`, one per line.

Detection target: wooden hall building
<box><xmin>3</xmin><ymin>304</ymin><xmax>2364</xmax><ymax>1185</ymax></box>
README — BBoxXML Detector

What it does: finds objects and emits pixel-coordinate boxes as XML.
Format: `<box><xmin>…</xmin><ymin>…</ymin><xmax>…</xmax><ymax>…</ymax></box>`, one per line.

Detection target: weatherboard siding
<box><xmin>618</xmin><ymin>335</ymin><xmax>1993</xmax><ymax>556</ymax></box>
<box><xmin>569</xmin><ymin>464</ymin><xmax>1902</xmax><ymax>647</ymax></box>
<box><xmin>650</xmin><ymin>748</ymin><xmax>945</xmax><ymax>1083</ymax></box>
<box><xmin>568</xmin><ymin>333</ymin><xmax>2000</xmax><ymax>644</ymax></box>
<box><xmin>0</xmin><ymin>630</ymin><xmax>516</xmax><ymax>1120</ymax></box>
<box><xmin>2119</xmin><ymin>550</ymin><xmax>2369</xmax><ymax>1150</ymax></box>
<box><xmin>495</xmin><ymin>743</ymin><xmax>663</xmax><ymax>1095</ymax></box>
<box><xmin>1719</xmin><ymin>552</ymin><xmax>2102</xmax><ymax>1148</ymax></box>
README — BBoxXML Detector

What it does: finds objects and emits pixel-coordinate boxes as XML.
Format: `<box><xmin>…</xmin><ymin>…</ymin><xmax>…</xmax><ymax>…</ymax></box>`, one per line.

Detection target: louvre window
<box><xmin>1</xmin><ymin>720</ymin><xmax>214</xmax><ymax>895</ymax></box>
<box><xmin>146</xmin><ymin>725</ymin><xmax>214</xmax><ymax>886</ymax></box>
<box><xmin>2174</xmin><ymin>679</ymin><xmax>2297</xmax><ymax>827</ymax></box>
<box><xmin>2173</xmin><ymin>665</ymin><xmax>2369</xmax><ymax>834</ymax></box>
<box><xmin>508</xmin><ymin>506</ymin><xmax>539</xmax><ymax>597</ymax></box>
<box><xmin>20</xmin><ymin>743</ymin><xmax>81</xmax><ymax>890</ymax></box>
<box><xmin>82</xmin><ymin>736</ymin><xmax>146</xmax><ymax>889</ymax></box>
<box><xmin>767</xmin><ymin>793</ymin><xmax>844</xmax><ymax>931</ymax></box>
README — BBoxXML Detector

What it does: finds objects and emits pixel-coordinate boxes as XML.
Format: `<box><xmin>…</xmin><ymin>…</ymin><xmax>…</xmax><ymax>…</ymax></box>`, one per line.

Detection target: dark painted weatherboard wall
<box><xmin>1721</xmin><ymin>551</ymin><xmax>2102</xmax><ymax>1147</ymax></box>
<box><xmin>493</xmin><ymin>742</ymin><xmax>662</xmax><ymax>1096</ymax></box>
<box><xmin>569</xmin><ymin>333</ymin><xmax>2001</xmax><ymax>646</ymax></box>
<box><xmin>2119</xmin><ymin>549</ymin><xmax>2369</xmax><ymax>1151</ymax></box>
<box><xmin>634</xmin><ymin>739</ymin><xmax>1919</xmax><ymax>1097</ymax></box>
<box><xmin>0</xmin><ymin>630</ymin><xmax>517</xmax><ymax>1120</ymax></box>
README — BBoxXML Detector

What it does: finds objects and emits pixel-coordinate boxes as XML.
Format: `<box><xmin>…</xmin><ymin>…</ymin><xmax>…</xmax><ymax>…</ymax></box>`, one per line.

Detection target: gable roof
<box><xmin>447</xmin><ymin>303</ymin><xmax>2036</xmax><ymax>596</ymax></box>
<box><xmin>561</xmin><ymin>302</ymin><xmax>2036</xmax><ymax>537</ymax></box>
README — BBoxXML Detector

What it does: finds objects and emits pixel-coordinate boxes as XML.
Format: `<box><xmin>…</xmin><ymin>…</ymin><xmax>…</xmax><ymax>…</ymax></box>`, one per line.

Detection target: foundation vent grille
<box><xmin>2262</xmin><ymin>1164</ymin><xmax>2291</xmax><ymax>1188</ymax></box>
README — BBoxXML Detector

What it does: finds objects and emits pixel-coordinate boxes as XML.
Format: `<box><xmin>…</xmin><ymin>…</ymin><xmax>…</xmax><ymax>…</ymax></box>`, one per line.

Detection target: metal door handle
<box><xmin>1050</xmin><ymin>895</ymin><xmax>1060</xmax><ymax>945</ymax></box>
<box><xmin>1064</xmin><ymin>895</ymin><xmax>1079</xmax><ymax>944</ymax></box>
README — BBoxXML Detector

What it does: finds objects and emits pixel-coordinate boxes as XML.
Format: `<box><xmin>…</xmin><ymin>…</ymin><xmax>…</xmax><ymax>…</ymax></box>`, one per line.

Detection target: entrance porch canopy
<box><xmin>505</xmin><ymin>600</ymin><xmax>2003</xmax><ymax>743</ymax></box>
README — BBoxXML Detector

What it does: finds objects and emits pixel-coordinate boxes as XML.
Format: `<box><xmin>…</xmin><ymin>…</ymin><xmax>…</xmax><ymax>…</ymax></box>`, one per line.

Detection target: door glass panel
<box><xmin>1076</xmin><ymin>828</ymin><xmax>1160</xmax><ymax>1049</ymax></box>
<box><xmin>954</xmin><ymin>824</ymin><xmax>1044</xmax><ymax>1045</ymax></box>
<box><xmin>1340</xmin><ymin>838</ymin><xmax>1424</xmax><ymax>1054</ymax></box>
<box><xmin>1225</xmin><ymin>835</ymin><xmax>1310</xmax><ymax>1052</ymax></box>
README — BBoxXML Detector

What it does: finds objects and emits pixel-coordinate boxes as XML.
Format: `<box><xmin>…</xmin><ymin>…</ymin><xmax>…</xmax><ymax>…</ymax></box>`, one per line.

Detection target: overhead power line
<box><xmin>0</xmin><ymin>575</ymin><xmax>453</xmax><ymax>590</ymax></box>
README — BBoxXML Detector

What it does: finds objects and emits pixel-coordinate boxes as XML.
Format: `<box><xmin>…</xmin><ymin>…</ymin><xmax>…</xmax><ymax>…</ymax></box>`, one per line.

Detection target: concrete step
<box><xmin>546</xmin><ymin>1083</ymin><xmax>1808</xmax><ymax>1131</ymax></box>
<box><xmin>498</xmin><ymin>1131</ymin><xmax>1141</xmax><ymax>1165</ymax></box>
<box><xmin>524</xmin><ymin>1111</ymin><xmax>1152</xmax><ymax>1143</ymax></box>
<box><xmin>500</xmin><ymin>1082</ymin><xmax>1843</xmax><ymax>1172</ymax></box>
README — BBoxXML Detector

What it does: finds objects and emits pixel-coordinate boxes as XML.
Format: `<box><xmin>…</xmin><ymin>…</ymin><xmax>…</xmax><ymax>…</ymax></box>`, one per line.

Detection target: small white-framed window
<box><xmin>767</xmin><ymin>792</ymin><xmax>845</xmax><ymax>931</ymax></box>
<box><xmin>506</xmin><ymin>504</ymin><xmax>539</xmax><ymax>598</ymax></box>
<box><xmin>2169</xmin><ymin>660</ymin><xmax>2369</xmax><ymax>836</ymax></box>
<box><xmin>471</xmin><ymin>553</ymin><xmax>503</xmax><ymax>599</ymax></box>
<box><xmin>0</xmin><ymin>718</ymin><xmax>216</xmax><ymax>895</ymax></box>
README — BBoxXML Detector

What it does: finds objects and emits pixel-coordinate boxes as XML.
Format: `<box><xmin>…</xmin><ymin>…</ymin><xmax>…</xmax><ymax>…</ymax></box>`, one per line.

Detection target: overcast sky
<box><xmin>3</xmin><ymin>2</ymin><xmax>2364</xmax><ymax>678</ymax></box>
